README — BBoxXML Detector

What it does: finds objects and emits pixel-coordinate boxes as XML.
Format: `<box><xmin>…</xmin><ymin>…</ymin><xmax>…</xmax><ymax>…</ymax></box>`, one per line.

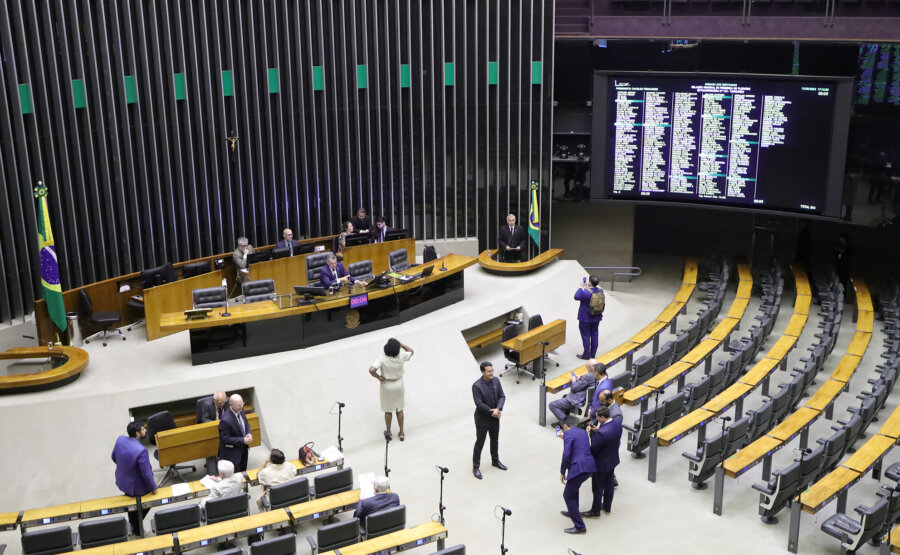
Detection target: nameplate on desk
<box><xmin>350</xmin><ymin>293</ymin><xmax>369</xmax><ymax>309</ymax></box>
<box><xmin>184</xmin><ymin>308</ymin><xmax>211</xmax><ymax>321</ymax></box>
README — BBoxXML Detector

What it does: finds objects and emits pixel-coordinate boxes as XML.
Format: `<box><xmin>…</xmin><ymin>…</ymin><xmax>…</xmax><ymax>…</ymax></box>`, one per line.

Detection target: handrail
<box><xmin>582</xmin><ymin>266</ymin><xmax>642</xmax><ymax>291</ymax></box>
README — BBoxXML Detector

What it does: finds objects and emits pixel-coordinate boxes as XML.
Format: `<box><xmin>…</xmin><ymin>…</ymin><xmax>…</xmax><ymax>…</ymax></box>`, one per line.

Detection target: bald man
<box><xmin>198</xmin><ymin>391</ymin><xmax>228</xmax><ymax>474</ymax></box>
<box><xmin>278</xmin><ymin>228</ymin><xmax>301</xmax><ymax>255</ymax></box>
<box><xmin>218</xmin><ymin>394</ymin><xmax>252</xmax><ymax>472</ymax></box>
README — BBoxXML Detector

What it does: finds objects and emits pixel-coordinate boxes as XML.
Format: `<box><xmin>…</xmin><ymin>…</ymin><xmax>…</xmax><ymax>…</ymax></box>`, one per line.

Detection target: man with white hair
<box><xmin>232</xmin><ymin>237</ymin><xmax>253</xmax><ymax>284</ymax></box>
<box><xmin>197</xmin><ymin>390</ymin><xmax>228</xmax><ymax>474</ymax></box>
<box><xmin>218</xmin><ymin>394</ymin><xmax>252</xmax><ymax>472</ymax></box>
<box><xmin>353</xmin><ymin>476</ymin><xmax>400</xmax><ymax>531</ymax></box>
<box><xmin>498</xmin><ymin>213</ymin><xmax>526</xmax><ymax>262</ymax></box>
<box><xmin>201</xmin><ymin>459</ymin><xmax>244</xmax><ymax>509</ymax></box>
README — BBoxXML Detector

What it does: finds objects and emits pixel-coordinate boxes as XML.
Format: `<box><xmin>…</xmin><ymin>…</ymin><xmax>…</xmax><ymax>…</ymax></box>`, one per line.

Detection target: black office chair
<box><xmin>242</xmin><ymin>279</ymin><xmax>277</xmax><ymax>304</ymax></box>
<box><xmin>432</xmin><ymin>545</ymin><xmax>466</xmax><ymax>555</ymax></box>
<box><xmin>264</xmin><ymin>476</ymin><xmax>309</xmax><ymax>510</ymax></box>
<box><xmin>311</xmin><ymin>467</ymin><xmax>354</xmax><ymax>498</ymax></box>
<box><xmin>306</xmin><ymin>518</ymin><xmax>360</xmax><ymax>554</ymax></box>
<box><xmin>306</xmin><ymin>252</ymin><xmax>332</xmax><ymax>288</ymax></box>
<box><xmin>251</xmin><ymin>533</ymin><xmax>297</xmax><ymax>555</ymax></box>
<box><xmin>20</xmin><ymin>525</ymin><xmax>74</xmax><ymax>555</ymax></box>
<box><xmin>423</xmin><ymin>245</ymin><xmax>439</xmax><ymax>263</ymax></box>
<box><xmin>499</xmin><ymin>325</ymin><xmax>532</xmax><ymax>383</ymax></box>
<box><xmin>193</xmin><ymin>286</ymin><xmax>228</xmax><ymax>309</ymax></box>
<box><xmin>124</xmin><ymin>296</ymin><xmax>145</xmax><ymax>332</ymax></box>
<box><xmin>78</xmin><ymin>516</ymin><xmax>129</xmax><ymax>549</ymax></box>
<box><xmin>151</xmin><ymin>504</ymin><xmax>201</xmax><ymax>535</ymax></box>
<box><xmin>528</xmin><ymin>314</ymin><xmax>559</xmax><ymax>368</ymax></box>
<box><xmin>205</xmin><ymin>492</ymin><xmax>249</xmax><ymax>524</ymax></box>
<box><xmin>388</xmin><ymin>249</ymin><xmax>410</xmax><ymax>272</ymax></box>
<box><xmin>348</xmin><ymin>260</ymin><xmax>375</xmax><ymax>282</ymax></box>
<box><xmin>146</xmin><ymin>411</ymin><xmax>196</xmax><ymax>486</ymax></box>
<box><xmin>79</xmin><ymin>289</ymin><xmax>126</xmax><ymax>346</ymax></box>
<box><xmin>181</xmin><ymin>260</ymin><xmax>212</xmax><ymax>278</ymax></box>
<box><xmin>362</xmin><ymin>504</ymin><xmax>406</xmax><ymax>540</ymax></box>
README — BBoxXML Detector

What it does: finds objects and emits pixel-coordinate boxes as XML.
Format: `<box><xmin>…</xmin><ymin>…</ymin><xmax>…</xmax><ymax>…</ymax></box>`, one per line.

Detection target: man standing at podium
<box><xmin>499</xmin><ymin>214</ymin><xmax>526</xmax><ymax>262</ymax></box>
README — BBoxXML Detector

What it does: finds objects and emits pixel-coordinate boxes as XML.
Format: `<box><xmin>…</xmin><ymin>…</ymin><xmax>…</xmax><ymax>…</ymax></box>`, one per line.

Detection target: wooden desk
<box><xmin>803</xmin><ymin>379</ymin><xmax>846</xmax><ymax>411</ymax></box>
<box><xmin>879</xmin><ymin>407</ymin><xmax>900</xmax><ymax>440</ymax></box>
<box><xmin>764</xmin><ymin>334</ymin><xmax>798</xmax><ymax>361</ymax></box>
<box><xmin>466</xmin><ymin>328</ymin><xmax>505</xmax><ymax>349</ymax></box>
<box><xmin>546</xmin><ymin>363</ymin><xmax>590</xmax><ymax>394</ymax></box>
<box><xmin>846</xmin><ymin>331</ymin><xmax>872</xmax><ymax>357</ymax></box>
<box><xmin>724</xmin><ymin>436</ymin><xmax>783</xmax><ymax>478</ymax></box>
<box><xmin>596</xmin><ymin>341</ymin><xmax>641</xmax><ymax>366</ymax></box>
<box><xmin>842</xmin><ymin>434</ymin><xmax>895</xmax><ymax>473</ymax></box>
<box><xmin>657</xmin><ymin>409</ymin><xmax>715</xmax><ymax>446</ymax></box>
<box><xmin>854</xmin><ymin>279</ymin><xmax>873</xmax><ymax>312</ymax></box>
<box><xmin>286</xmin><ymin>490</ymin><xmax>360</xmax><ymax>521</ymax></box>
<box><xmin>830</xmin><ymin>355</ymin><xmax>862</xmax><ymax>383</ymax></box>
<box><xmin>680</xmin><ymin>338</ymin><xmax>720</xmax><ymax>366</ymax></box>
<box><xmin>655</xmin><ymin>301</ymin><xmax>686</xmax><ymax>323</ymax></box>
<box><xmin>622</xmin><ymin>385</ymin><xmax>655</xmax><ymax>407</ymax></box>
<box><xmin>0</xmin><ymin>345</ymin><xmax>89</xmax><ymax>394</ymax></box>
<box><xmin>702</xmin><ymin>383</ymin><xmax>753</xmax><ymax>414</ymax></box>
<box><xmin>144</xmin><ymin>271</ymin><xmax>225</xmax><ymax>341</ymax></box>
<box><xmin>156</xmin><ymin>414</ymin><xmax>262</xmax><ymax>467</ymax></box>
<box><xmin>794</xmin><ymin>269</ymin><xmax>811</xmax><ymax>296</ymax></box>
<box><xmin>20</xmin><ymin>502</ymin><xmax>82</xmax><ymax>528</ymax></box>
<box><xmin>857</xmin><ymin>310</ymin><xmax>874</xmax><ymax>333</ymax></box>
<box><xmin>783</xmin><ymin>313</ymin><xmax>809</xmax><ymax>337</ymax></box>
<box><xmin>0</xmin><ymin>512</ymin><xmax>19</xmax><ymax>531</ymax></box>
<box><xmin>500</xmin><ymin>319</ymin><xmax>566</xmax><ymax>365</ymax></box>
<box><xmin>177</xmin><ymin>520</ymin><xmax>239</xmax><ymax>550</ymax></box>
<box><xmin>643</xmin><ymin>361</ymin><xmax>693</xmax><ymax>391</ymax></box>
<box><xmin>477</xmin><ymin>248</ymin><xmax>564</xmax><ymax>275</ymax></box>
<box><xmin>319</xmin><ymin>521</ymin><xmax>448</xmax><ymax>555</ymax></box>
<box><xmin>725</xmin><ymin>298</ymin><xmax>750</xmax><ymax>320</ymax></box>
<box><xmin>738</xmin><ymin>264</ymin><xmax>753</xmax><ymax>282</ymax></box>
<box><xmin>800</xmin><ymin>466</ymin><xmax>861</xmax><ymax>514</ymax></box>
<box><xmin>739</xmin><ymin>358</ymin><xmax>780</xmax><ymax>387</ymax></box>
<box><xmin>683</xmin><ymin>257</ymin><xmax>698</xmax><ymax>284</ymax></box>
<box><xmin>708</xmin><ymin>317</ymin><xmax>739</xmax><ymax>341</ymax></box>
<box><xmin>631</xmin><ymin>321</ymin><xmax>668</xmax><ymax>345</ymax></box>
<box><xmin>767</xmin><ymin>407</ymin><xmax>820</xmax><ymax>442</ymax></box>
<box><xmin>794</xmin><ymin>294</ymin><xmax>811</xmax><ymax>315</ymax></box>
<box><xmin>673</xmin><ymin>283</ymin><xmax>694</xmax><ymax>303</ymax></box>
<box><xmin>736</xmin><ymin>280</ymin><xmax>753</xmax><ymax>300</ymax></box>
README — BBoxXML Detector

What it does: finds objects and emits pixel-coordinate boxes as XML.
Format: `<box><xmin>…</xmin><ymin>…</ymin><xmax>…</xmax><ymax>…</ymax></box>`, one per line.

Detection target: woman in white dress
<box><xmin>369</xmin><ymin>338</ymin><xmax>415</xmax><ymax>440</ymax></box>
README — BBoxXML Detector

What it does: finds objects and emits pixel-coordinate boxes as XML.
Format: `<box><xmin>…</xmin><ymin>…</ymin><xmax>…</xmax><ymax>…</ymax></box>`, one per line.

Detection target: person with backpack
<box><xmin>575</xmin><ymin>275</ymin><xmax>605</xmax><ymax>360</ymax></box>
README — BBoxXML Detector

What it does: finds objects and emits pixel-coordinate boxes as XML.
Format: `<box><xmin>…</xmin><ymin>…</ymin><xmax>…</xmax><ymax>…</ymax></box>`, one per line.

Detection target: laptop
<box><xmin>399</xmin><ymin>265</ymin><xmax>435</xmax><ymax>283</ymax></box>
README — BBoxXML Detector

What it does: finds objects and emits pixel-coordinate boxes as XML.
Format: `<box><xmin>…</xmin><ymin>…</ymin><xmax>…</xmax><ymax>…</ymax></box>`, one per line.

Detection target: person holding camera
<box><xmin>575</xmin><ymin>275</ymin><xmax>604</xmax><ymax>360</ymax></box>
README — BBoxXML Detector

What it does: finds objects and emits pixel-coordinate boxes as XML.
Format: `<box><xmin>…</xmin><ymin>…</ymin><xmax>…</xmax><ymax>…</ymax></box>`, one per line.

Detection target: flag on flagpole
<box><xmin>34</xmin><ymin>182</ymin><xmax>67</xmax><ymax>333</ymax></box>
<box><xmin>528</xmin><ymin>180</ymin><xmax>540</xmax><ymax>248</ymax></box>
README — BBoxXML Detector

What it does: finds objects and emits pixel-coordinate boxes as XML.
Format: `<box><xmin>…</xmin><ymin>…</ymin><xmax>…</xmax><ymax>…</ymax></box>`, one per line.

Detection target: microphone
<box><xmin>384</xmin><ymin>429</ymin><xmax>392</xmax><ymax>442</ymax></box>
<box><xmin>436</xmin><ymin>466</ymin><xmax>449</xmax><ymax>473</ymax></box>
<box><xmin>336</xmin><ymin>402</ymin><xmax>346</xmax><ymax>408</ymax></box>
<box><xmin>720</xmin><ymin>416</ymin><xmax>732</xmax><ymax>422</ymax></box>
<box><xmin>500</xmin><ymin>506</ymin><xmax>512</xmax><ymax>516</ymax></box>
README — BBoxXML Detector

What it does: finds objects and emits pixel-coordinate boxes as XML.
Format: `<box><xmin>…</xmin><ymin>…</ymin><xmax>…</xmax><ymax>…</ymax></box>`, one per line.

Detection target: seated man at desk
<box><xmin>277</xmin><ymin>228</ymin><xmax>301</xmax><ymax>255</ymax></box>
<box><xmin>548</xmin><ymin>371</ymin><xmax>597</xmax><ymax>427</ymax></box>
<box><xmin>320</xmin><ymin>253</ymin><xmax>368</xmax><ymax>289</ymax></box>
<box><xmin>372</xmin><ymin>216</ymin><xmax>391</xmax><ymax>243</ymax></box>
<box><xmin>354</xmin><ymin>476</ymin><xmax>400</xmax><ymax>532</ymax></box>
<box><xmin>351</xmin><ymin>207</ymin><xmax>373</xmax><ymax>234</ymax></box>
<box><xmin>201</xmin><ymin>460</ymin><xmax>243</xmax><ymax>511</ymax></box>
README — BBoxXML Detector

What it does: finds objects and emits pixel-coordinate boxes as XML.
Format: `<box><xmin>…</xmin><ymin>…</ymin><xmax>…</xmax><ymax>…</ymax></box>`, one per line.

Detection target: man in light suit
<box><xmin>320</xmin><ymin>253</ymin><xmax>367</xmax><ymax>289</ymax></box>
<box><xmin>197</xmin><ymin>391</ymin><xmax>228</xmax><ymax>474</ymax></box>
<box><xmin>559</xmin><ymin>416</ymin><xmax>597</xmax><ymax>534</ymax></box>
<box><xmin>219</xmin><ymin>394</ymin><xmax>252</xmax><ymax>472</ymax></box>
<box><xmin>584</xmin><ymin>406</ymin><xmax>622</xmax><ymax>518</ymax></box>
<box><xmin>277</xmin><ymin>228</ymin><xmax>301</xmax><ymax>255</ymax></box>
<box><xmin>354</xmin><ymin>476</ymin><xmax>400</xmax><ymax>532</ymax></box>
<box><xmin>111</xmin><ymin>421</ymin><xmax>157</xmax><ymax>534</ymax></box>
<box><xmin>498</xmin><ymin>214</ymin><xmax>526</xmax><ymax>262</ymax></box>
<box><xmin>548</xmin><ymin>371</ymin><xmax>597</xmax><ymax>426</ymax></box>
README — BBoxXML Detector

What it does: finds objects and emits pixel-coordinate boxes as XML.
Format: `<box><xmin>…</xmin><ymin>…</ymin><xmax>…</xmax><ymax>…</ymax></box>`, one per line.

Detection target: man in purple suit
<box><xmin>320</xmin><ymin>253</ymin><xmax>367</xmax><ymax>289</ymax></box>
<box><xmin>354</xmin><ymin>476</ymin><xmax>401</xmax><ymax>532</ymax></box>
<box><xmin>584</xmin><ymin>405</ymin><xmax>623</xmax><ymax>518</ymax></box>
<box><xmin>111</xmin><ymin>421</ymin><xmax>157</xmax><ymax>534</ymax></box>
<box><xmin>219</xmin><ymin>394</ymin><xmax>252</xmax><ymax>472</ymax></box>
<box><xmin>559</xmin><ymin>416</ymin><xmax>597</xmax><ymax>534</ymax></box>
<box><xmin>574</xmin><ymin>275</ymin><xmax>604</xmax><ymax>359</ymax></box>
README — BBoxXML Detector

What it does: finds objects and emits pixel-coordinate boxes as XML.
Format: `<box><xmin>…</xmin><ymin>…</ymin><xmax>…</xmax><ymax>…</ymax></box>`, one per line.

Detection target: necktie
<box><xmin>216</xmin><ymin>407</ymin><xmax>222</xmax><ymax>421</ymax></box>
<box><xmin>289</xmin><ymin>242</ymin><xmax>293</xmax><ymax>256</ymax></box>
<box><xmin>236</xmin><ymin>411</ymin><xmax>245</xmax><ymax>435</ymax></box>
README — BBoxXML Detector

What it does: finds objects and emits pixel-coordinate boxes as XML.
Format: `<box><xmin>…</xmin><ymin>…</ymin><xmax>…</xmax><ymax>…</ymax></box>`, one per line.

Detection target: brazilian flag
<box><xmin>35</xmin><ymin>183</ymin><xmax>67</xmax><ymax>333</ymax></box>
<box><xmin>528</xmin><ymin>180</ymin><xmax>540</xmax><ymax>248</ymax></box>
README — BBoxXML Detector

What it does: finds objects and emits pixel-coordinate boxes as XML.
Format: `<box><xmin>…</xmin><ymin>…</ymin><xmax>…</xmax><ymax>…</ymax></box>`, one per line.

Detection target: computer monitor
<box><xmin>383</xmin><ymin>228</ymin><xmax>408</xmax><ymax>242</ymax></box>
<box><xmin>420</xmin><ymin>265</ymin><xmax>434</xmax><ymax>278</ymax></box>
<box><xmin>345</xmin><ymin>232</ymin><xmax>372</xmax><ymax>247</ymax></box>
<box><xmin>141</xmin><ymin>263</ymin><xmax>177</xmax><ymax>288</ymax></box>
<box><xmin>248</xmin><ymin>251</ymin><xmax>272</xmax><ymax>265</ymax></box>
<box><xmin>294</xmin><ymin>286</ymin><xmax>327</xmax><ymax>299</ymax></box>
<box><xmin>297</xmin><ymin>243</ymin><xmax>315</xmax><ymax>255</ymax></box>
<box><xmin>272</xmin><ymin>247</ymin><xmax>290</xmax><ymax>259</ymax></box>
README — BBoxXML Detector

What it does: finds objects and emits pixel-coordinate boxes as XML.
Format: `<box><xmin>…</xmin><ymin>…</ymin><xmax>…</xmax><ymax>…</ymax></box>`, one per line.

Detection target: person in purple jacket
<box><xmin>111</xmin><ymin>421</ymin><xmax>157</xmax><ymax>534</ymax></box>
<box><xmin>558</xmin><ymin>416</ymin><xmax>597</xmax><ymax>534</ymax></box>
<box><xmin>584</xmin><ymin>405</ymin><xmax>623</xmax><ymax>518</ymax></box>
<box><xmin>574</xmin><ymin>276</ymin><xmax>604</xmax><ymax>360</ymax></box>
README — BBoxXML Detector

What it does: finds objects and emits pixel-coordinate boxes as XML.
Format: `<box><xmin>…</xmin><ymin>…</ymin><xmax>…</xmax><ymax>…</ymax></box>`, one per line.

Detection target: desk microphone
<box><xmin>499</xmin><ymin>506</ymin><xmax>512</xmax><ymax>516</ymax></box>
<box><xmin>436</xmin><ymin>466</ymin><xmax>449</xmax><ymax>473</ymax></box>
<box><xmin>336</xmin><ymin>402</ymin><xmax>346</xmax><ymax>408</ymax></box>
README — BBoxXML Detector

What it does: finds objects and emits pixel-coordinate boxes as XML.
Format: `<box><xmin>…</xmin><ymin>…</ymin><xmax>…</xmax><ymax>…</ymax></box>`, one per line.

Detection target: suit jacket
<box><xmin>373</xmin><ymin>226</ymin><xmax>391</xmax><ymax>243</ymax></box>
<box><xmin>564</xmin><ymin>373</ymin><xmax>597</xmax><ymax>406</ymax></box>
<box><xmin>111</xmin><ymin>436</ymin><xmax>156</xmax><ymax>497</ymax></box>
<box><xmin>499</xmin><ymin>225</ymin><xmax>526</xmax><ymax>251</ymax></box>
<box><xmin>277</xmin><ymin>238</ymin><xmax>301</xmax><ymax>252</ymax></box>
<box><xmin>561</xmin><ymin>427</ymin><xmax>598</xmax><ymax>480</ymax></box>
<box><xmin>589</xmin><ymin>377</ymin><xmax>614</xmax><ymax>415</ymax></box>
<box><xmin>351</xmin><ymin>215</ymin><xmax>373</xmax><ymax>232</ymax></box>
<box><xmin>196</xmin><ymin>396</ymin><xmax>224</xmax><ymax>424</ymax></box>
<box><xmin>472</xmin><ymin>377</ymin><xmax>506</xmax><ymax>421</ymax></box>
<box><xmin>218</xmin><ymin>409</ymin><xmax>251</xmax><ymax>468</ymax></box>
<box><xmin>319</xmin><ymin>262</ymin><xmax>355</xmax><ymax>288</ymax></box>
<box><xmin>575</xmin><ymin>286</ymin><xmax>604</xmax><ymax>324</ymax></box>
<box><xmin>354</xmin><ymin>492</ymin><xmax>401</xmax><ymax>529</ymax></box>
<box><xmin>590</xmin><ymin>418</ymin><xmax>623</xmax><ymax>473</ymax></box>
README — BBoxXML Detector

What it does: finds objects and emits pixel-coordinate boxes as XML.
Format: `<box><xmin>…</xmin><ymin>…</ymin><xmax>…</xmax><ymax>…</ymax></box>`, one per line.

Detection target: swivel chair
<box><xmin>193</xmin><ymin>286</ymin><xmax>228</xmax><ymax>309</ymax></box>
<box><xmin>242</xmin><ymin>279</ymin><xmax>277</xmax><ymax>304</ymax></box>
<box><xmin>125</xmin><ymin>296</ymin><xmax>145</xmax><ymax>332</ymax></box>
<box><xmin>388</xmin><ymin>249</ymin><xmax>411</xmax><ymax>272</ymax></box>
<box><xmin>528</xmin><ymin>314</ymin><xmax>559</xmax><ymax>368</ymax></box>
<box><xmin>306</xmin><ymin>252</ymin><xmax>332</xmax><ymax>288</ymax></box>
<box><xmin>348</xmin><ymin>259</ymin><xmax>375</xmax><ymax>282</ymax></box>
<box><xmin>499</xmin><ymin>324</ymin><xmax>532</xmax><ymax>383</ymax></box>
<box><xmin>146</xmin><ymin>411</ymin><xmax>196</xmax><ymax>486</ymax></box>
<box><xmin>80</xmin><ymin>289</ymin><xmax>126</xmax><ymax>346</ymax></box>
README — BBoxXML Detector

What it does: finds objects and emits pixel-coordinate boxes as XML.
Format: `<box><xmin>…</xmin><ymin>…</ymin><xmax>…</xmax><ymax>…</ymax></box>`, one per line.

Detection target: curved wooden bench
<box><xmin>0</xmin><ymin>346</ymin><xmax>89</xmax><ymax>394</ymax></box>
<box><xmin>477</xmin><ymin>248</ymin><xmax>564</xmax><ymax>276</ymax></box>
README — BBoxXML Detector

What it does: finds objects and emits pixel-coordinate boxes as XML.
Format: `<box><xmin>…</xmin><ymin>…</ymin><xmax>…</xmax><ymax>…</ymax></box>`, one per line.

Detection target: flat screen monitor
<box><xmin>383</xmin><ymin>228</ymin><xmax>408</xmax><ymax>242</ymax></box>
<box><xmin>272</xmin><ymin>247</ymin><xmax>290</xmax><ymax>259</ymax></box>
<box><xmin>293</xmin><ymin>286</ymin><xmax>327</xmax><ymax>297</ymax></box>
<box><xmin>368</xmin><ymin>271</ymin><xmax>389</xmax><ymax>287</ymax></box>
<box><xmin>141</xmin><ymin>263</ymin><xmax>177</xmax><ymax>288</ymax></box>
<box><xmin>592</xmin><ymin>72</ymin><xmax>852</xmax><ymax>217</ymax></box>
<box><xmin>248</xmin><ymin>251</ymin><xmax>272</xmax><ymax>265</ymax></box>
<box><xmin>345</xmin><ymin>233</ymin><xmax>371</xmax><ymax>247</ymax></box>
<box><xmin>297</xmin><ymin>243</ymin><xmax>315</xmax><ymax>254</ymax></box>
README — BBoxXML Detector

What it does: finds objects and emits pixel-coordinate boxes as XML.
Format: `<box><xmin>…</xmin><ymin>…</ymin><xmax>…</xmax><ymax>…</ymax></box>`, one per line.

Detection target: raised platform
<box><xmin>477</xmin><ymin>248</ymin><xmax>564</xmax><ymax>275</ymax></box>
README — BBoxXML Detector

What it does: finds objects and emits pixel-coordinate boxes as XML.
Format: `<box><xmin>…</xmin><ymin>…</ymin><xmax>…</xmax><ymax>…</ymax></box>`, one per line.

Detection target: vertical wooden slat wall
<box><xmin>0</xmin><ymin>0</ymin><xmax>553</xmax><ymax>324</ymax></box>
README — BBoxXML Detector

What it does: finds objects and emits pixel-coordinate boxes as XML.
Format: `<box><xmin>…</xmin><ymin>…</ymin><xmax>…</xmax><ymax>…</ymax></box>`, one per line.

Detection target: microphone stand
<box><xmin>439</xmin><ymin>256</ymin><xmax>448</xmax><ymax>272</ymax></box>
<box><xmin>221</xmin><ymin>293</ymin><xmax>232</xmax><ymax>318</ymax></box>
<box><xmin>499</xmin><ymin>509</ymin><xmax>509</xmax><ymax>555</ymax></box>
<box><xmin>383</xmin><ymin>429</ymin><xmax>392</xmax><ymax>477</ymax></box>
<box><xmin>437</xmin><ymin>466</ymin><xmax>448</xmax><ymax>549</ymax></box>
<box><xmin>336</xmin><ymin>402</ymin><xmax>345</xmax><ymax>453</ymax></box>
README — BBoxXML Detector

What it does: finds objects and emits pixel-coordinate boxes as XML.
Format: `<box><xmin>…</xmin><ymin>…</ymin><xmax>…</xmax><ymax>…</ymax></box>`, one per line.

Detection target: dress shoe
<box><xmin>575</xmin><ymin>354</ymin><xmax>588</xmax><ymax>360</ymax></box>
<box><xmin>473</xmin><ymin>466</ymin><xmax>483</xmax><ymax>480</ymax></box>
<box><xmin>580</xmin><ymin>510</ymin><xmax>602</xmax><ymax>519</ymax></box>
<box><xmin>560</xmin><ymin>510</ymin><xmax>571</xmax><ymax>518</ymax></box>
<box><xmin>564</xmin><ymin>526</ymin><xmax>587</xmax><ymax>534</ymax></box>
<box><xmin>492</xmin><ymin>460</ymin><xmax>508</xmax><ymax>471</ymax></box>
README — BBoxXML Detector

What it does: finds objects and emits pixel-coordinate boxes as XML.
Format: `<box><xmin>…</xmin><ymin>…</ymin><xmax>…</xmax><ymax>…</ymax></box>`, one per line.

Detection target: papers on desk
<box><xmin>358</xmin><ymin>472</ymin><xmax>376</xmax><ymax>500</ymax></box>
<box><xmin>170</xmin><ymin>482</ymin><xmax>192</xmax><ymax>497</ymax></box>
<box><xmin>320</xmin><ymin>445</ymin><xmax>344</xmax><ymax>463</ymax></box>
<box><xmin>199</xmin><ymin>475</ymin><xmax>219</xmax><ymax>490</ymax></box>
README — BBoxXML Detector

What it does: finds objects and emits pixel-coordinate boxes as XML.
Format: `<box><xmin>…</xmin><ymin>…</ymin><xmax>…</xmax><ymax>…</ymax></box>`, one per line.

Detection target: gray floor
<box><xmin>0</xmin><ymin>254</ymin><xmax>896</xmax><ymax>555</ymax></box>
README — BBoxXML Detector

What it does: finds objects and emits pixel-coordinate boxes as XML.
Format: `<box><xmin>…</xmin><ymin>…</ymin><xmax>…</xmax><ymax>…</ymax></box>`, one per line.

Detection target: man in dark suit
<box><xmin>559</xmin><ymin>416</ymin><xmax>597</xmax><ymax>534</ymax></box>
<box><xmin>587</xmin><ymin>361</ymin><xmax>613</xmax><ymax>417</ymax></box>
<box><xmin>320</xmin><ymin>253</ymin><xmax>366</xmax><ymax>289</ymax></box>
<box><xmin>575</xmin><ymin>275</ymin><xmax>604</xmax><ymax>360</ymax></box>
<box><xmin>354</xmin><ymin>476</ymin><xmax>400</xmax><ymax>532</ymax></box>
<box><xmin>549</xmin><ymin>371</ymin><xmax>597</xmax><ymax>426</ymax></box>
<box><xmin>197</xmin><ymin>391</ymin><xmax>228</xmax><ymax>474</ymax></box>
<box><xmin>277</xmin><ymin>228</ymin><xmax>302</xmax><ymax>255</ymax></box>
<box><xmin>584</xmin><ymin>406</ymin><xmax>622</xmax><ymax>518</ymax></box>
<box><xmin>111</xmin><ymin>421</ymin><xmax>157</xmax><ymax>534</ymax></box>
<box><xmin>472</xmin><ymin>361</ymin><xmax>508</xmax><ymax>479</ymax></box>
<box><xmin>498</xmin><ymin>214</ymin><xmax>526</xmax><ymax>262</ymax></box>
<box><xmin>373</xmin><ymin>216</ymin><xmax>391</xmax><ymax>243</ymax></box>
<box><xmin>351</xmin><ymin>207</ymin><xmax>373</xmax><ymax>233</ymax></box>
<box><xmin>219</xmin><ymin>394</ymin><xmax>252</xmax><ymax>472</ymax></box>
